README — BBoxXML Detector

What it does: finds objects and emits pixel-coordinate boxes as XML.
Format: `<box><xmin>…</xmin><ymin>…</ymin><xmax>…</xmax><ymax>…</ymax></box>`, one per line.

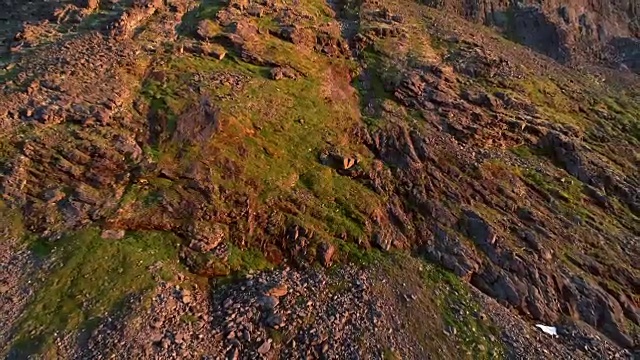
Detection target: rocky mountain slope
<box><xmin>0</xmin><ymin>0</ymin><xmax>639</xmax><ymax>358</ymax></box>
<box><xmin>424</xmin><ymin>0</ymin><xmax>640</xmax><ymax>69</ymax></box>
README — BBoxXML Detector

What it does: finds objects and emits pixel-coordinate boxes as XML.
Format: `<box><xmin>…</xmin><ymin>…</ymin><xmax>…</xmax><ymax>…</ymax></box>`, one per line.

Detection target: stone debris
<box><xmin>56</xmin><ymin>262</ymin><xmax>633</xmax><ymax>359</ymax></box>
<box><xmin>100</xmin><ymin>229</ymin><xmax>126</xmax><ymax>240</ymax></box>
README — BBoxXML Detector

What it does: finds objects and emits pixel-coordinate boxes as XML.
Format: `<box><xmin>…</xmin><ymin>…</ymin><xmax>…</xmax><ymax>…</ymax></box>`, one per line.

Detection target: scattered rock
<box><xmin>227</xmin><ymin>347</ymin><xmax>239</xmax><ymax>360</ymax></box>
<box><xmin>180</xmin><ymin>288</ymin><xmax>192</xmax><ymax>304</ymax></box>
<box><xmin>342</xmin><ymin>157</ymin><xmax>356</xmax><ymax>170</ymax></box>
<box><xmin>260</xmin><ymin>296</ymin><xmax>279</xmax><ymax>310</ymax></box>
<box><xmin>267</xmin><ymin>284</ymin><xmax>288</xmax><ymax>297</ymax></box>
<box><xmin>1</xmin><ymin>0</ymin><xmax>638</xmax><ymax>359</ymax></box>
<box><xmin>373</xmin><ymin>232</ymin><xmax>391</xmax><ymax>251</ymax></box>
<box><xmin>257</xmin><ymin>339</ymin><xmax>272</xmax><ymax>354</ymax></box>
<box><xmin>197</xmin><ymin>20</ymin><xmax>220</xmax><ymax>40</ymax></box>
<box><xmin>223</xmin><ymin>297</ymin><xmax>234</xmax><ymax>308</ymax></box>
<box><xmin>270</xmin><ymin>67</ymin><xmax>298</xmax><ymax>80</ymax></box>
<box><xmin>317</xmin><ymin>242</ymin><xmax>336</xmax><ymax>267</ymax></box>
<box><xmin>100</xmin><ymin>229</ymin><xmax>125</xmax><ymax>240</ymax></box>
<box><xmin>187</xmin><ymin>222</ymin><xmax>226</xmax><ymax>253</ymax></box>
<box><xmin>201</xmin><ymin>42</ymin><xmax>227</xmax><ymax>60</ymax></box>
<box><xmin>264</xmin><ymin>313</ymin><xmax>283</xmax><ymax>327</ymax></box>
<box><xmin>247</xmin><ymin>5</ymin><xmax>264</xmax><ymax>17</ymax></box>
<box><xmin>42</xmin><ymin>188</ymin><xmax>65</xmax><ymax>203</ymax></box>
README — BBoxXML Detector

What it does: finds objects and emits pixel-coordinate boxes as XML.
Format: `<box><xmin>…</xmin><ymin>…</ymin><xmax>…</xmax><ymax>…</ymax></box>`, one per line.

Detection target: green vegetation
<box><xmin>597</xmin><ymin>96</ymin><xmax>640</xmax><ymax>143</ymax></box>
<box><xmin>383</xmin><ymin>348</ymin><xmax>402</xmax><ymax>360</ymax></box>
<box><xmin>500</xmin><ymin>77</ymin><xmax>582</xmax><ymax>126</ymax></box>
<box><xmin>519</xmin><ymin>168</ymin><xmax>595</xmax><ymax>225</ymax></box>
<box><xmin>11</xmin><ymin>229</ymin><xmax>181</xmax><ymax>355</ymax></box>
<box><xmin>256</xmin><ymin>15</ymin><xmax>279</xmax><ymax>33</ymax></box>
<box><xmin>361</xmin><ymin>48</ymin><xmax>398</xmax><ymax>100</ymax></box>
<box><xmin>266</xmin><ymin>328</ymin><xmax>284</xmax><ymax>344</ymax></box>
<box><xmin>303</xmin><ymin>0</ymin><xmax>337</xmax><ymax>23</ymax></box>
<box><xmin>138</xmin><ymin>27</ymin><xmax>382</xmax><ymax>244</ymax></box>
<box><xmin>421</xmin><ymin>264</ymin><xmax>504</xmax><ymax>359</ymax></box>
<box><xmin>196</xmin><ymin>0</ymin><xmax>226</xmax><ymax>19</ymax></box>
<box><xmin>522</xmin><ymin>169</ymin><xmax>583</xmax><ymax>205</ymax></box>
<box><xmin>510</xmin><ymin>145</ymin><xmax>535</xmax><ymax>158</ymax></box>
<box><xmin>336</xmin><ymin>240</ymin><xmax>384</xmax><ymax>266</ymax></box>
<box><xmin>177</xmin><ymin>0</ymin><xmax>226</xmax><ymax>35</ymax></box>
<box><xmin>0</xmin><ymin>201</ymin><xmax>25</xmax><ymax>240</ymax></box>
<box><xmin>181</xmin><ymin>313</ymin><xmax>199</xmax><ymax>324</ymax></box>
<box><xmin>0</xmin><ymin>61</ymin><xmax>19</xmax><ymax>83</ymax></box>
<box><xmin>374</xmin><ymin>254</ymin><xmax>504</xmax><ymax>359</ymax></box>
<box><xmin>227</xmin><ymin>243</ymin><xmax>274</xmax><ymax>274</ymax></box>
<box><xmin>429</xmin><ymin>35</ymin><xmax>462</xmax><ymax>54</ymax></box>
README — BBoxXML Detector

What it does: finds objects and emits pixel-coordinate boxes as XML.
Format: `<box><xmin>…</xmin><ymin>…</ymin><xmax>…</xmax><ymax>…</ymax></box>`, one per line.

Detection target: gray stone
<box><xmin>265</xmin><ymin>313</ymin><xmax>283</xmax><ymax>327</ymax></box>
<box><xmin>373</xmin><ymin>232</ymin><xmax>391</xmax><ymax>251</ymax></box>
<box><xmin>257</xmin><ymin>339</ymin><xmax>272</xmax><ymax>354</ymax></box>
<box><xmin>227</xmin><ymin>347</ymin><xmax>239</xmax><ymax>360</ymax></box>
<box><xmin>259</xmin><ymin>296</ymin><xmax>279</xmax><ymax>310</ymax></box>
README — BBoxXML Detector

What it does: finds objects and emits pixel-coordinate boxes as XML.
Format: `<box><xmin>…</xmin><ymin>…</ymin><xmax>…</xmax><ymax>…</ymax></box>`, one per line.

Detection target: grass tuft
<box><xmin>11</xmin><ymin>229</ymin><xmax>181</xmax><ymax>355</ymax></box>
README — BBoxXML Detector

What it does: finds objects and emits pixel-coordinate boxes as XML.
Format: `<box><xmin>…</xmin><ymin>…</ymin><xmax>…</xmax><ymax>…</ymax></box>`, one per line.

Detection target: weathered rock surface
<box><xmin>424</xmin><ymin>0</ymin><xmax>640</xmax><ymax>71</ymax></box>
<box><xmin>0</xmin><ymin>0</ymin><xmax>638</xmax><ymax>357</ymax></box>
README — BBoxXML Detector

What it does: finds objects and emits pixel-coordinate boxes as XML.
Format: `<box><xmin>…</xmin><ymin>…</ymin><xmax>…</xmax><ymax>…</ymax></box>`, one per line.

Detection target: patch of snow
<box><xmin>535</xmin><ymin>324</ymin><xmax>558</xmax><ymax>336</ymax></box>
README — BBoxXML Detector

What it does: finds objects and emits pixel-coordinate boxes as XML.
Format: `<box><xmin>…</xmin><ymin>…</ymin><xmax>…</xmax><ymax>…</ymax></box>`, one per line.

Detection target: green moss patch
<box><xmin>0</xmin><ymin>201</ymin><xmax>25</xmax><ymax>240</ymax></box>
<box><xmin>227</xmin><ymin>243</ymin><xmax>274</xmax><ymax>274</ymax></box>
<box><xmin>10</xmin><ymin>229</ymin><xmax>181</xmax><ymax>355</ymax></box>
<box><xmin>137</xmin><ymin>33</ymin><xmax>383</xmax><ymax>242</ymax></box>
<box><xmin>421</xmin><ymin>263</ymin><xmax>504</xmax><ymax>359</ymax></box>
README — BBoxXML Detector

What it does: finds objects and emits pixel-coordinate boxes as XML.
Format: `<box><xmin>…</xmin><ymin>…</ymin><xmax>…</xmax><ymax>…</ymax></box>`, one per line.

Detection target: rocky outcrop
<box><xmin>539</xmin><ymin>131</ymin><xmax>640</xmax><ymax>215</ymax></box>
<box><xmin>425</xmin><ymin>0</ymin><xmax>640</xmax><ymax>70</ymax></box>
<box><xmin>109</xmin><ymin>0</ymin><xmax>164</xmax><ymax>40</ymax></box>
<box><xmin>352</xmin><ymin>0</ymin><xmax>640</xmax><ymax>346</ymax></box>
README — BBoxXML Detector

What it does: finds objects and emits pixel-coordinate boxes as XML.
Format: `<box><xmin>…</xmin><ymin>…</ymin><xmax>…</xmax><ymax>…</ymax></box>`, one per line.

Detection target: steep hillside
<box><xmin>424</xmin><ymin>0</ymin><xmax>640</xmax><ymax>69</ymax></box>
<box><xmin>0</xmin><ymin>0</ymin><xmax>638</xmax><ymax>358</ymax></box>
